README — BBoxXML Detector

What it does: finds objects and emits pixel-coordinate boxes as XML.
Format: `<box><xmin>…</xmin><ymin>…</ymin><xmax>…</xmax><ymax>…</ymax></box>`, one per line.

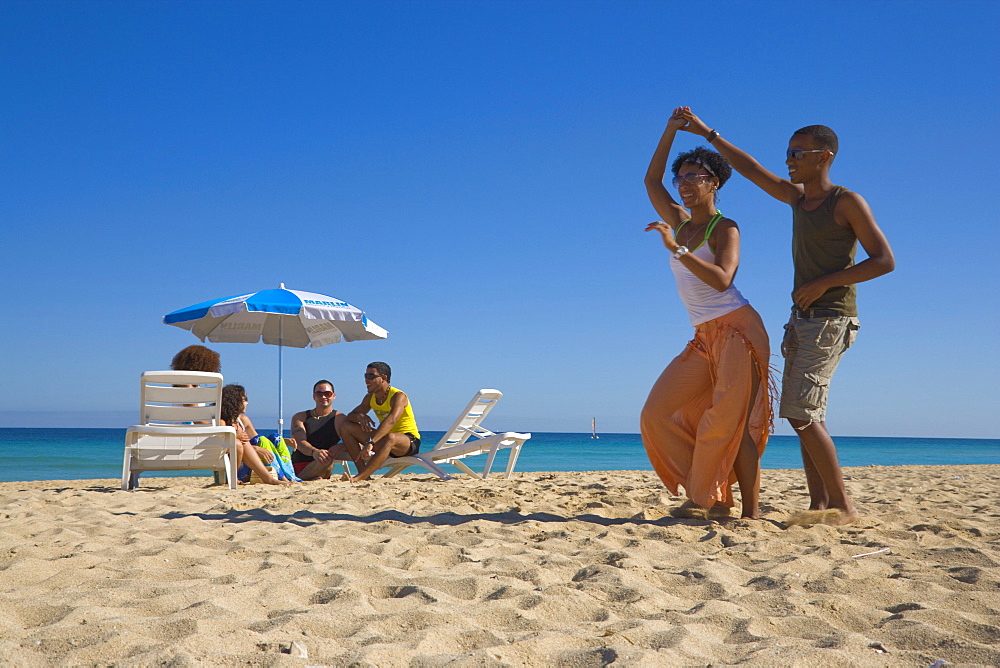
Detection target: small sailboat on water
<box><xmin>591</xmin><ymin>417</ymin><xmax>599</xmax><ymax>439</ymax></box>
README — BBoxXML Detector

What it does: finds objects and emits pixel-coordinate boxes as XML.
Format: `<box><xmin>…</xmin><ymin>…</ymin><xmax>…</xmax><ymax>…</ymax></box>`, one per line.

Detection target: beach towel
<box><xmin>238</xmin><ymin>435</ymin><xmax>302</xmax><ymax>482</ymax></box>
<box><xmin>252</xmin><ymin>434</ymin><xmax>302</xmax><ymax>482</ymax></box>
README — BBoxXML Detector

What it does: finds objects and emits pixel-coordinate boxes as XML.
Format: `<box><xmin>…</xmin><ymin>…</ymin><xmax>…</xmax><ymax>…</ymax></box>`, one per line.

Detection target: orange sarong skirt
<box><xmin>640</xmin><ymin>304</ymin><xmax>775</xmax><ymax>508</ymax></box>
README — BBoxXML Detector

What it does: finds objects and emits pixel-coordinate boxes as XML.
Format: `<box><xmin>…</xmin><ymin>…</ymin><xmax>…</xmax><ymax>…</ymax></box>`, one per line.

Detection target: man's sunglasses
<box><xmin>363</xmin><ymin>372</ymin><xmax>380</xmax><ymax>380</ymax></box>
<box><xmin>786</xmin><ymin>149</ymin><xmax>831</xmax><ymax>160</ymax></box>
<box><xmin>314</xmin><ymin>390</ymin><xmax>333</xmax><ymax>397</ymax></box>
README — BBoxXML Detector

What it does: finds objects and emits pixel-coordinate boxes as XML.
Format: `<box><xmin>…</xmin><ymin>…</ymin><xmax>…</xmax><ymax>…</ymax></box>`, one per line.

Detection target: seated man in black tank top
<box><xmin>289</xmin><ymin>380</ymin><xmax>350</xmax><ymax>480</ymax></box>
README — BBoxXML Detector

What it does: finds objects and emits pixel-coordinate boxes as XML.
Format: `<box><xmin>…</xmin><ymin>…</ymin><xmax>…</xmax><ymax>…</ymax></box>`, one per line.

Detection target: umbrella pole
<box><xmin>278</xmin><ymin>317</ymin><xmax>284</xmax><ymax>438</ymax></box>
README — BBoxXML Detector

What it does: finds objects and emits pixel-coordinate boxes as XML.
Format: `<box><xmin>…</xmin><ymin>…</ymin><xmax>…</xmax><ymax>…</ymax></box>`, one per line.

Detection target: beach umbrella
<box><xmin>163</xmin><ymin>283</ymin><xmax>388</xmax><ymax>434</ymax></box>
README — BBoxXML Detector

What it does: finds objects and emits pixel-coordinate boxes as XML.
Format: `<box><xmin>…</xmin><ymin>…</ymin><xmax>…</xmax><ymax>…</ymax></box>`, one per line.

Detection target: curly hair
<box><xmin>221</xmin><ymin>384</ymin><xmax>247</xmax><ymax>426</ymax></box>
<box><xmin>793</xmin><ymin>124</ymin><xmax>838</xmax><ymax>154</ymax></box>
<box><xmin>670</xmin><ymin>146</ymin><xmax>732</xmax><ymax>188</ymax></box>
<box><xmin>171</xmin><ymin>345</ymin><xmax>221</xmax><ymax>373</ymax></box>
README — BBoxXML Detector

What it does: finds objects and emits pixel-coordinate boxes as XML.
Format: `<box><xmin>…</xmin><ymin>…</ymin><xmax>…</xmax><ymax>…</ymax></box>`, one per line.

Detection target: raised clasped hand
<box><xmin>675</xmin><ymin>107</ymin><xmax>710</xmax><ymax>136</ymax></box>
<box><xmin>666</xmin><ymin>106</ymin><xmax>689</xmax><ymax>131</ymax></box>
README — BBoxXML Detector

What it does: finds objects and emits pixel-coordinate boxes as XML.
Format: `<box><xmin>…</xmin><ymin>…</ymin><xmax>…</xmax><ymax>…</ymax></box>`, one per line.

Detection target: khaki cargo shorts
<box><xmin>779</xmin><ymin>311</ymin><xmax>860</xmax><ymax>423</ymax></box>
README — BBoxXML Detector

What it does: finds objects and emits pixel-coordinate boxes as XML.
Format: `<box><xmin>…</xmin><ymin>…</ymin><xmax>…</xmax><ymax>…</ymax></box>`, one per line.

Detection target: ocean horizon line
<box><xmin>2</xmin><ymin>425</ymin><xmax>999</xmax><ymax>443</ymax></box>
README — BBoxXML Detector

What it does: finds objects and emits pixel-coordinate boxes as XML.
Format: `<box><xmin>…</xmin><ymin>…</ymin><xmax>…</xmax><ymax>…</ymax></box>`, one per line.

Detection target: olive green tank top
<box><xmin>792</xmin><ymin>185</ymin><xmax>858</xmax><ymax>316</ymax></box>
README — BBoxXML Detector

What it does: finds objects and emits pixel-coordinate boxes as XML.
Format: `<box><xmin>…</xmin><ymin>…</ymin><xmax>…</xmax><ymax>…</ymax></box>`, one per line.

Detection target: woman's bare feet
<box><xmin>264</xmin><ymin>476</ymin><xmax>292</xmax><ymax>486</ymax></box>
<box><xmin>708</xmin><ymin>503</ymin><xmax>733</xmax><ymax>520</ymax></box>
<box><xmin>670</xmin><ymin>499</ymin><xmax>708</xmax><ymax>519</ymax></box>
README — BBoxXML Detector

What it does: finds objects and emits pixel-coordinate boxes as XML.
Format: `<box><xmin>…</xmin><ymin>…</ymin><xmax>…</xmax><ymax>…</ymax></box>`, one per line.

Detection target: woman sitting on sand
<box><xmin>640</xmin><ymin>107</ymin><xmax>774</xmax><ymax>519</ymax></box>
<box><xmin>220</xmin><ymin>384</ymin><xmax>290</xmax><ymax>486</ymax></box>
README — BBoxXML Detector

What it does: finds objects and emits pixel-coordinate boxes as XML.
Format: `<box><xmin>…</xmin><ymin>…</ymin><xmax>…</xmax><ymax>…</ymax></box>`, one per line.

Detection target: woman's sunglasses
<box><xmin>671</xmin><ymin>173</ymin><xmax>713</xmax><ymax>188</ymax></box>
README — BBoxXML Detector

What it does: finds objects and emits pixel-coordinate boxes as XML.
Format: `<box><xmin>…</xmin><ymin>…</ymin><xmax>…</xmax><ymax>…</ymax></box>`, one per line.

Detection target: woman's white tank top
<box><xmin>669</xmin><ymin>215</ymin><xmax>748</xmax><ymax>326</ymax></box>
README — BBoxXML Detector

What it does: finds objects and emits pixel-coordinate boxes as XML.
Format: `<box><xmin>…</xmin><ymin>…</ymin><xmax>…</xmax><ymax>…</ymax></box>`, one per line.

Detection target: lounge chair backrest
<box><xmin>138</xmin><ymin>371</ymin><xmax>224</xmax><ymax>427</ymax></box>
<box><xmin>380</xmin><ymin>388</ymin><xmax>530</xmax><ymax>480</ymax></box>
<box><xmin>433</xmin><ymin>389</ymin><xmax>503</xmax><ymax>450</ymax></box>
<box><xmin>123</xmin><ymin>370</ymin><xmax>237</xmax><ymax>490</ymax></box>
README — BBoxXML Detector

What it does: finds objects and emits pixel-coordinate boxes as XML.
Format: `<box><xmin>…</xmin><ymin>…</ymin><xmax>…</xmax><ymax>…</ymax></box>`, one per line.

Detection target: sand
<box><xmin>0</xmin><ymin>465</ymin><xmax>998</xmax><ymax>667</ymax></box>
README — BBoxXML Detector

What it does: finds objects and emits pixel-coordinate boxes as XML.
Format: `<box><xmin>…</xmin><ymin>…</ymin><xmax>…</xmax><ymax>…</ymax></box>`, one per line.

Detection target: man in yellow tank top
<box><xmin>340</xmin><ymin>361</ymin><xmax>421</xmax><ymax>481</ymax></box>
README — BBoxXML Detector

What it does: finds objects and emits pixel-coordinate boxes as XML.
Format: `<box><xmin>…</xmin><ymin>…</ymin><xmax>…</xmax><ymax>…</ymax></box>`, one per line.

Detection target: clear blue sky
<box><xmin>2</xmin><ymin>1</ymin><xmax>997</xmax><ymax>438</ymax></box>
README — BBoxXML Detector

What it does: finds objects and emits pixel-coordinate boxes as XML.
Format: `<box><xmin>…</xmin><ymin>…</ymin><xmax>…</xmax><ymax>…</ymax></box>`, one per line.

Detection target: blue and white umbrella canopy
<box><xmin>164</xmin><ymin>284</ymin><xmax>387</xmax><ymax>433</ymax></box>
<box><xmin>164</xmin><ymin>284</ymin><xmax>387</xmax><ymax>347</ymax></box>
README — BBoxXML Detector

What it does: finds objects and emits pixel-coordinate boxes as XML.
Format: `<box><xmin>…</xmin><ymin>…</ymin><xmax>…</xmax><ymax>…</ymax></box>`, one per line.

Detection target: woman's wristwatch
<box><xmin>674</xmin><ymin>245</ymin><xmax>690</xmax><ymax>259</ymax></box>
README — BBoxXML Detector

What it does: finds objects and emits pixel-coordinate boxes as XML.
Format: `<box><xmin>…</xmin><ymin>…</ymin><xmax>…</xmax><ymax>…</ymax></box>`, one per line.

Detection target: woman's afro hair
<box><xmin>670</xmin><ymin>146</ymin><xmax>732</xmax><ymax>188</ymax></box>
<box><xmin>170</xmin><ymin>345</ymin><xmax>221</xmax><ymax>373</ymax></box>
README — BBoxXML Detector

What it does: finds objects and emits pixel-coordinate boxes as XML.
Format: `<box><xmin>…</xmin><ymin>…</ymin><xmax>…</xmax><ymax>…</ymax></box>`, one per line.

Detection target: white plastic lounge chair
<box><xmin>381</xmin><ymin>389</ymin><xmax>530</xmax><ymax>480</ymax></box>
<box><xmin>121</xmin><ymin>371</ymin><xmax>238</xmax><ymax>490</ymax></box>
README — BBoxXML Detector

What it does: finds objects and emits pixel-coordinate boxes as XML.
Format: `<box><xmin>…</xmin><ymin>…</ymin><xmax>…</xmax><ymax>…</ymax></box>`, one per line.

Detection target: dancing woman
<box><xmin>641</xmin><ymin>107</ymin><xmax>774</xmax><ymax>519</ymax></box>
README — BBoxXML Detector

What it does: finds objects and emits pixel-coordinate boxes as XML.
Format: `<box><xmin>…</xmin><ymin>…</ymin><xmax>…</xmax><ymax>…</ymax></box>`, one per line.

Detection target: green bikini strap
<box><xmin>682</xmin><ymin>211</ymin><xmax>723</xmax><ymax>252</ymax></box>
<box><xmin>703</xmin><ymin>211</ymin><xmax>724</xmax><ymax>243</ymax></box>
<box><xmin>672</xmin><ymin>219</ymin><xmax>689</xmax><ymax>240</ymax></box>
<box><xmin>673</xmin><ymin>211</ymin><xmax>724</xmax><ymax>250</ymax></box>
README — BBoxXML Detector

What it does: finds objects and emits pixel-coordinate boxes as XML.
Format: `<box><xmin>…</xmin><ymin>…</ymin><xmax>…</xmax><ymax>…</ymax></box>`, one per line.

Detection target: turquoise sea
<box><xmin>0</xmin><ymin>428</ymin><xmax>997</xmax><ymax>483</ymax></box>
